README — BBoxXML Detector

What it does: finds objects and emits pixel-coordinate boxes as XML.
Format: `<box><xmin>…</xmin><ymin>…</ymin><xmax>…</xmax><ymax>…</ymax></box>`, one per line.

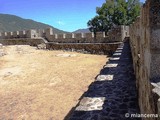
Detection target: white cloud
<box><xmin>56</xmin><ymin>21</ymin><xmax>65</xmax><ymax>25</ymax></box>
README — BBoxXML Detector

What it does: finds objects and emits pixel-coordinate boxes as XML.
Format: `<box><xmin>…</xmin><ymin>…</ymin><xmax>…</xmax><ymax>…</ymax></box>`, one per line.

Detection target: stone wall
<box><xmin>0</xmin><ymin>38</ymin><xmax>45</xmax><ymax>46</ymax></box>
<box><xmin>46</xmin><ymin>42</ymin><xmax>121</xmax><ymax>55</ymax></box>
<box><xmin>45</xmin><ymin>26</ymin><xmax>128</xmax><ymax>43</ymax></box>
<box><xmin>0</xmin><ymin>25</ymin><xmax>129</xmax><ymax>43</ymax></box>
<box><xmin>0</xmin><ymin>37</ymin><xmax>121</xmax><ymax>55</ymax></box>
<box><xmin>0</xmin><ymin>30</ymin><xmax>39</xmax><ymax>39</ymax></box>
<box><xmin>0</xmin><ymin>25</ymin><xmax>129</xmax><ymax>55</ymax></box>
<box><xmin>129</xmin><ymin>0</ymin><xmax>160</xmax><ymax>119</ymax></box>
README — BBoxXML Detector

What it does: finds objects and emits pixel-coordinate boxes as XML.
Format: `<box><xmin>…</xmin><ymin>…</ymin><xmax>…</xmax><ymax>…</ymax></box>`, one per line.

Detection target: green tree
<box><xmin>87</xmin><ymin>16</ymin><xmax>100</xmax><ymax>35</ymax></box>
<box><xmin>88</xmin><ymin>0</ymin><xmax>141</xmax><ymax>32</ymax></box>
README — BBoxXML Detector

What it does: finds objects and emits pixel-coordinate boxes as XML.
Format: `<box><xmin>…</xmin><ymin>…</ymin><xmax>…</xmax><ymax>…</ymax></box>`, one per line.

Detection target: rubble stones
<box><xmin>37</xmin><ymin>43</ymin><xmax>46</xmax><ymax>49</ymax></box>
<box><xmin>56</xmin><ymin>53</ymin><xmax>76</xmax><ymax>57</ymax></box>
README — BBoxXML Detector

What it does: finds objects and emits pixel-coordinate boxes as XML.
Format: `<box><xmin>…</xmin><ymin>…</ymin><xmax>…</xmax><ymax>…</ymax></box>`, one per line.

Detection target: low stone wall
<box><xmin>46</xmin><ymin>42</ymin><xmax>121</xmax><ymax>55</ymax></box>
<box><xmin>0</xmin><ymin>38</ymin><xmax>121</xmax><ymax>55</ymax></box>
<box><xmin>129</xmin><ymin>0</ymin><xmax>160</xmax><ymax>119</ymax></box>
<box><xmin>0</xmin><ymin>38</ymin><xmax>44</xmax><ymax>46</ymax></box>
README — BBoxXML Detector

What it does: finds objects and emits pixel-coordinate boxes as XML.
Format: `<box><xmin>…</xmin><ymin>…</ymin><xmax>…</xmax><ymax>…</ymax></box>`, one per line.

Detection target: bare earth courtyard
<box><xmin>0</xmin><ymin>45</ymin><xmax>107</xmax><ymax>120</ymax></box>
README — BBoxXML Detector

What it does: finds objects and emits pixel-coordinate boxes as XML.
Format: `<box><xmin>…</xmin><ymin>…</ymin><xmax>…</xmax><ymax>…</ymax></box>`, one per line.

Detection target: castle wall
<box><xmin>0</xmin><ymin>25</ymin><xmax>126</xmax><ymax>43</ymax></box>
<box><xmin>0</xmin><ymin>38</ymin><xmax>44</xmax><ymax>46</ymax></box>
<box><xmin>44</xmin><ymin>26</ymin><xmax>125</xmax><ymax>43</ymax></box>
<box><xmin>129</xmin><ymin>0</ymin><xmax>160</xmax><ymax>118</ymax></box>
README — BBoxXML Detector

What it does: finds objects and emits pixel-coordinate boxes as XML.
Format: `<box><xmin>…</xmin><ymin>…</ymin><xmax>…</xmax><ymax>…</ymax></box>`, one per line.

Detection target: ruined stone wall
<box><xmin>129</xmin><ymin>0</ymin><xmax>160</xmax><ymax>118</ymax></box>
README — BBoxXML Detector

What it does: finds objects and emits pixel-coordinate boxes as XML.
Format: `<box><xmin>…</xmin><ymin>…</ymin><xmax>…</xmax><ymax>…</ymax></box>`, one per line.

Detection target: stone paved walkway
<box><xmin>67</xmin><ymin>40</ymin><xmax>141</xmax><ymax>120</ymax></box>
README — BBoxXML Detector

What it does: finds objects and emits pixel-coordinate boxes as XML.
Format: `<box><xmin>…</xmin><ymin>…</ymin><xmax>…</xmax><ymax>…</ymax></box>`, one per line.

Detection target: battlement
<box><xmin>0</xmin><ymin>25</ymin><xmax>129</xmax><ymax>43</ymax></box>
<box><xmin>0</xmin><ymin>29</ymin><xmax>40</xmax><ymax>39</ymax></box>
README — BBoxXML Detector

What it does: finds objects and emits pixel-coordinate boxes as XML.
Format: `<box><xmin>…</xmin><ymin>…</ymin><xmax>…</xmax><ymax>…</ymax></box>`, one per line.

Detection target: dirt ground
<box><xmin>0</xmin><ymin>45</ymin><xmax>107</xmax><ymax>120</ymax></box>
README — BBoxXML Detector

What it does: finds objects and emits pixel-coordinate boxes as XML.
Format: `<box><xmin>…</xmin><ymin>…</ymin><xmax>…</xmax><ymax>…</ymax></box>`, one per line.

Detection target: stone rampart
<box><xmin>129</xmin><ymin>0</ymin><xmax>160</xmax><ymax>118</ymax></box>
<box><xmin>0</xmin><ymin>25</ymin><xmax>129</xmax><ymax>43</ymax></box>
<box><xmin>0</xmin><ymin>25</ymin><xmax>129</xmax><ymax>55</ymax></box>
<box><xmin>0</xmin><ymin>38</ymin><xmax>44</xmax><ymax>46</ymax></box>
<box><xmin>44</xmin><ymin>26</ymin><xmax>127</xmax><ymax>43</ymax></box>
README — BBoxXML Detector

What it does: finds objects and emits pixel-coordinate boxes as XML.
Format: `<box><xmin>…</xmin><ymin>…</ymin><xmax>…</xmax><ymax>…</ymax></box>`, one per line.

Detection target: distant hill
<box><xmin>73</xmin><ymin>28</ymin><xmax>90</xmax><ymax>33</ymax></box>
<box><xmin>0</xmin><ymin>14</ymin><xmax>67</xmax><ymax>33</ymax></box>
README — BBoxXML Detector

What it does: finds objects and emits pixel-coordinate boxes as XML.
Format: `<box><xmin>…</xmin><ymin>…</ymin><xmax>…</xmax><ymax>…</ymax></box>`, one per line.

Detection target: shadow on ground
<box><xmin>64</xmin><ymin>40</ymin><xmax>141</xmax><ymax>120</ymax></box>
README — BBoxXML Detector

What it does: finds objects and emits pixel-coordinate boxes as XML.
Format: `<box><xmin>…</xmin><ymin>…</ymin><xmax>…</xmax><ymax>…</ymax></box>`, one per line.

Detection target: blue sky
<box><xmin>0</xmin><ymin>0</ymin><xmax>146</xmax><ymax>32</ymax></box>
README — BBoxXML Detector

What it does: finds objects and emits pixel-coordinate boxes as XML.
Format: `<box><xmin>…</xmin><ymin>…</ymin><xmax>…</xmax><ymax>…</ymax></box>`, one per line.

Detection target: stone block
<box><xmin>75</xmin><ymin>33</ymin><xmax>82</xmax><ymax>39</ymax></box>
<box><xmin>1</xmin><ymin>32</ymin><xmax>7</xmax><ymax>39</ymax></box>
<box><xmin>96</xmin><ymin>32</ymin><xmax>104</xmax><ymax>38</ymax></box>
<box><xmin>57</xmin><ymin>34</ymin><xmax>63</xmax><ymax>39</ymax></box>
<box><xmin>37</xmin><ymin>29</ymin><xmax>44</xmax><ymax>37</ymax></box>
<box><xmin>150</xmin><ymin>54</ymin><xmax>160</xmax><ymax>80</ymax></box>
<box><xmin>7</xmin><ymin>32</ymin><xmax>13</xmax><ymax>39</ymax></box>
<box><xmin>19</xmin><ymin>31</ymin><xmax>26</xmax><ymax>38</ymax></box>
<box><xmin>45</xmin><ymin>28</ymin><xmax>53</xmax><ymax>40</ymax></box>
<box><xmin>65</xmin><ymin>33</ymin><xmax>72</xmax><ymax>39</ymax></box>
<box><xmin>13</xmin><ymin>31</ymin><xmax>19</xmax><ymax>38</ymax></box>
<box><xmin>150</xmin><ymin>29</ymin><xmax>160</xmax><ymax>50</ymax></box>
<box><xmin>26</xmin><ymin>29</ymin><xmax>38</xmax><ymax>38</ymax></box>
<box><xmin>85</xmin><ymin>32</ymin><xmax>94</xmax><ymax>38</ymax></box>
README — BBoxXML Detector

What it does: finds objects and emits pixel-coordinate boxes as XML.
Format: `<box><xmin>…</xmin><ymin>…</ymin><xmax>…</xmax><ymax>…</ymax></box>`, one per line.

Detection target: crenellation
<box><xmin>95</xmin><ymin>32</ymin><xmax>105</xmax><ymax>43</ymax></box>
<box><xmin>63</xmin><ymin>34</ymin><xmax>66</xmax><ymax>39</ymax></box>
<box><xmin>82</xmin><ymin>33</ymin><xmax>85</xmax><ymax>38</ymax></box>
<box><xmin>1</xmin><ymin>32</ymin><xmax>7</xmax><ymax>39</ymax></box>
<box><xmin>75</xmin><ymin>33</ymin><xmax>82</xmax><ymax>39</ymax></box>
<box><xmin>7</xmin><ymin>32</ymin><xmax>13</xmax><ymax>39</ymax></box>
<box><xmin>95</xmin><ymin>32</ymin><xmax>104</xmax><ymax>38</ymax></box>
<box><xmin>72</xmin><ymin>33</ymin><xmax>75</xmax><ymax>38</ymax></box>
<box><xmin>19</xmin><ymin>30</ymin><xmax>26</xmax><ymax>38</ymax></box>
<box><xmin>45</xmin><ymin>28</ymin><xmax>53</xmax><ymax>40</ymax></box>
<box><xmin>37</xmin><ymin>29</ymin><xmax>45</xmax><ymax>37</ymax></box>
<box><xmin>85</xmin><ymin>32</ymin><xmax>94</xmax><ymax>43</ymax></box>
<box><xmin>57</xmin><ymin>34</ymin><xmax>63</xmax><ymax>39</ymax></box>
<box><xmin>55</xmin><ymin>34</ymin><xmax>58</xmax><ymax>39</ymax></box>
<box><xmin>13</xmin><ymin>31</ymin><xmax>20</xmax><ymax>38</ymax></box>
<box><xmin>74</xmin><ymin>33</ymin><xmax>85</xmax><ymax>43</ymax></box>
<box><xmin>26</xmin><ymin>29</ymin><xmax>38</xmax><ymax>38</ymax></box>
<box><xmin>103</xmin><ymin>32</ymin><xmax>105</xmax><ymax>38</ymax></box>
<box><xmin>0</xmin><ymin>26</ymin><xmax>125</xmax><ymax>43</ymax></box>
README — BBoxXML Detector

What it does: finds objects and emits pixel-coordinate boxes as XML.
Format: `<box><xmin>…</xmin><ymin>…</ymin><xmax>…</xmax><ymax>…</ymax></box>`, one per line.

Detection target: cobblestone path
<box><xmin>67</xmin><ymin>40</ymin><xmax>141</xmax><ymax>120</ymax></box>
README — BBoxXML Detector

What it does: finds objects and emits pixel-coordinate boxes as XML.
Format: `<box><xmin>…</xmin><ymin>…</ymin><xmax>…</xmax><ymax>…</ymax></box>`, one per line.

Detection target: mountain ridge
<box><xmin>73</xmin><ymin>28</ymin><xmax>90</xmax><ymax>33</ymax></box>
<box><xmin>0</xmin><ymin>13</ymin><xmax>67</xmax><ymax>33</ymax></box>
